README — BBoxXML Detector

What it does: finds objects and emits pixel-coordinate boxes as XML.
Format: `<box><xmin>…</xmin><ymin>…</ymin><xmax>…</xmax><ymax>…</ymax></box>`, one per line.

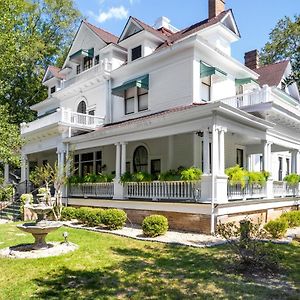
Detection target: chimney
<box><xmin>209</xmin><ymin>0</ymin><xmax>225</xmax><ymax>19</ymax></box>
<box><xmin>244</xmin><ymin>50</ymin><xmax>260</xmax><ymax>70</ymax></box>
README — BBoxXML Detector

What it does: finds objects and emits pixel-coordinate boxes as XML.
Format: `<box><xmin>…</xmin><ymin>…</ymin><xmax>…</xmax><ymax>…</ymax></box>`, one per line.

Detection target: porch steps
<box><xmin>0</xmin><ymin>201</ymin><xmax>21</xmax><ymax>221</ymax></box>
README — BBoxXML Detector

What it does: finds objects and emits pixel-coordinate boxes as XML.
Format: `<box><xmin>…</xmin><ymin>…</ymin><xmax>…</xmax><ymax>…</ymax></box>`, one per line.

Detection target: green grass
<box><xmin>0</xmin><ymin>223</ymin><xmax>299</xmax><ymax>299</ymax></box>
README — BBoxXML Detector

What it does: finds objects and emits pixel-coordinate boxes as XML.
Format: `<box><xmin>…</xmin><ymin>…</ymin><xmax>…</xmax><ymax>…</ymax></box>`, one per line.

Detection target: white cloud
<box><xmin>90</xmin><ymin>6</ymin><xmax>129</xmax><ymax>23</ymax></box>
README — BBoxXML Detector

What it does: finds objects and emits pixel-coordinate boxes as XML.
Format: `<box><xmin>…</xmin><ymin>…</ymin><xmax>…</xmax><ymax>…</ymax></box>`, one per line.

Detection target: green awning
<box><xmin>112</xmin><ymin>74</ymin><xmax>149</xmax><ymax>97</ymax></box>
<box><xmin>69</xmin><ymin>48</ymin><xmax>94</xmax><ymax>63</ymax></box>
<box><xmin>200</xmin><ymin>62</ymin><xmax>227</xmax><ymax>78</ymax></box>
<box><xmin>235</xmin><ymin>78</ymin><xmax>258</xmax><ymax>86</ymax></box>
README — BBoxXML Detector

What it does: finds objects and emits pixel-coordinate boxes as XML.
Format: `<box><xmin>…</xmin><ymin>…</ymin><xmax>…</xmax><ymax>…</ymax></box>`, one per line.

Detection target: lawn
<box><xmin>0</xmin><ymin>223</ymin><xmax>299</xmax><ymax>300</ymax></box>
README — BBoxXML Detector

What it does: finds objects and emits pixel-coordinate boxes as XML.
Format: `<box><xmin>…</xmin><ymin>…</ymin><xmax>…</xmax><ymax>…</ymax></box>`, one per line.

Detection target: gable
<box><xmin>220</xmin><ymin>11</ymin><xmax>240</xmax><ymax>37</ymax></box>
<box><xmin>119</xmin><ymin>17</ymin><xmax>144</xmax><ymax>42</ymax></box>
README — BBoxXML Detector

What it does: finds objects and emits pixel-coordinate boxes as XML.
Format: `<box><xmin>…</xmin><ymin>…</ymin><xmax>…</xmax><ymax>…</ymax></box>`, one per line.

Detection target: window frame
<box><xmin>201</xmin><ymin>76</ymin><xmax>211</xmax><ymax>102</ymax></box>
<box><xmin>50</xmin><ymin>86</ymin><xmax>56</xmax><ymax>94</ymax></box>
<box><xmin>131</xmin><ymin>45</ymin><xmax>142</xmax><ymax>61</ymax></box>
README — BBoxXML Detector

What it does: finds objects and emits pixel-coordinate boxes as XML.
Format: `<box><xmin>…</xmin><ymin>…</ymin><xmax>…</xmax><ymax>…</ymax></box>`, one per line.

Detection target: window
<box><xmin>201</xmin><ymin>141</ymin><xmax>212</xmax><ymax>173</ymax></box>
<box><xmin>50</xmin><ymin>86</ymin><xmax>56</xmax><ymax>94</ymax></box>
<box><xmin>95</xmin><ymin>151</ymin><xmax>102</xmax><ymax>174</ymax></box>
<box><xmin>286</xmin><ymin>158</ymin><xmax>290</xmax><ymax>175</ymax></box>
<box><xmin>151</xmin><ymin>159</ymin><xmax>161</xmax><ymax>179</ymax></box>
<box><xmin>131</xmin><ymin>45</ymin><xmax>142</xmax><ymax>61</ymax></box>
<box><xmin>76</xmin><ymin>65</ymin><xmax>81</xmax><ymax>74</ymax></box>
<box><xmin>94</xmin><ymin>55</ymin><xmax>100</xmax><ymax>65</ymax></box>
<box><xmin>133</xmin><ymin>146</ymin><xmax>148</xmax><ymax>172</ymax></box>
<box><xmin>88</xmin><ymin>110</ymin><xmax>95</xmax><ymax>116</ymax></box>
<box><xmin>260</xmin><ymin>155</ymin><xmax>263</xmax><ymax>171</ymax></box>
<box><xmin>201</xmin><ymin>76</ymin><xmax>211</xmax><ymax>102</ymax></box>
<box><xmin>74</xmin><ymin>151</ymin><xmax>102</xmax><ymax>176</ymax></box>
<box><xmin>83</xmin><ymin>56</ymin><xmax>93</xmax><ymax>71</ymax></box>
<box><xmin>77</xmin><ymin>101</ymin><xmax>87</xmax><ymax>114</ymax></box>
<box><xmin>81</xmin><ymin>152</ymin><xmax>94</xmax><ymax>176</ymax></box>
<box><xmin>278</xmin><ymin>157</ymin><xmax>283</xmax><ymax>181</ymax></box>
<box><xmin>138</xmin><ymin>88</ymin><xmax>148</xmax><ymax>111</ymax></box>
<box><xmin>125</xmin><ymin>88</ymin><xmax>135</xmax><ymax>115</ymax></box>
<box><xmin>236</xmin><ymin>148</ymin><xmax>244</xmax><ymax>167</ymax></box>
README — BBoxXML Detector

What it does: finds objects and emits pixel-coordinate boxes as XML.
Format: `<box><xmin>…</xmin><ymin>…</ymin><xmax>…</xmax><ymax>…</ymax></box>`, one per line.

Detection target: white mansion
<box><xmin>20</xmin><ymin>0</ymin><xmax>300</xmax><ymax>232</ymax></box>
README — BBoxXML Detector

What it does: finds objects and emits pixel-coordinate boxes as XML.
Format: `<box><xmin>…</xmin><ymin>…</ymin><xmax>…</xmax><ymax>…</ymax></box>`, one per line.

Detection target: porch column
<box><xmin>168</xmin><ymin>136</ymin><xmax>174</xmax><ymax>170</ymax></box>
<box><xmin>21</xmin><ymin>154</ymin><xmax>28</xmax><ymax>182</ymax></box>
<box><xmin>211</xmin><ymin>126</ymin><xmax>219</xmax><ymax>175</ymax></box>
<box><xmin>4</xmin><ymin>164</ymin><xmax>9</xmax><ymax>185</ymax></box>
<box><xmin>115</xmin><ymin>142</ymin><xmax>121</xmax><ymax>180</ymax></box>
<box><xmin>113</xmin><ymin>142</ymin><xmax>126</xmax><ymax>199</ymax></box>
<box><xmin>291</xmin><ymin>150</ymin><xmax>299</xmax><ymax>174</ymax></box>
<box><xmin>218</xmin><ymin>128</ymin><xmax>226</xmax><ymax>174</ymax></box>
<box><xmin>121</xmin><ymin>142</ymin><xmax>127</xmax><ymax>175</ymax></box>
<box><xmin>193</xmin><ymin>133</ymin><xmax>201</xmax><ymax>168</ymax></box>
<box><xmin>263</xmin><ymin>140</ymin><xmax>273</xmax><ymax>198</ymax></box>
<box><xmin>203</xmin><ymin>129</ymin><xmax>210</xmax><ymax>174</ymax></box>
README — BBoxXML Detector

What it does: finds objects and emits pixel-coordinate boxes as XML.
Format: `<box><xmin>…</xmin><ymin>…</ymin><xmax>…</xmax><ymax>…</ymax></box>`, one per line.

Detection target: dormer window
<box><xmin>50</xmin><ymin>86</ymin><xmax>56</xmax><ymax>94</ymax></box>
<box><xmin>83</xmin><ymin>56</ymin><xmax>93</xmax><ymax>71</ymax></box>
<box><xmin>76</xmin><ymin>65</ymin><xmax>81</xmax><ymax>74</ymax></box>
<box><xmin>131</xmin><ymin>45</ymin><xmax>142</xmax><ymax>61</ymax></box>
<box><xmin>95</xmin><ymin>55</ymin><xmax>100</xmax><ymax>65</ymax></box>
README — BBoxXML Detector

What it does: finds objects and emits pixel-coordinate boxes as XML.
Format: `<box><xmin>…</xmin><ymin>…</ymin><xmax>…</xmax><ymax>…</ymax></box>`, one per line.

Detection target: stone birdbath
<box><xmin>17</xmin><ymin>201</ymin><xmax>62</xmax><ymax>250</ymax></box>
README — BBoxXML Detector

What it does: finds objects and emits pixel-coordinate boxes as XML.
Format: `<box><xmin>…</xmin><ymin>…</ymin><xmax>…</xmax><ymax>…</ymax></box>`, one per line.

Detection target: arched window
<box><xmin>77</xmin><ymin>101</ymin><xmax>87</xmax><ymax>114</ymax></box>
<box><xmin>133</xmin><ymin>146</ymin><xmax>148</xmax><ymax>172</ymax></box>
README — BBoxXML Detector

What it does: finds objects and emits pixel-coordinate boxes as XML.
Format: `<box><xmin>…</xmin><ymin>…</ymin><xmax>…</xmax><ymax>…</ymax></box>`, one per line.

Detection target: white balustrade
<box><xmin>227</xmin><ymin>181</ymin><xmax>266</xmax><ymax>201</ymax></box>
<box><xmin>69</xmin><ymin>183</ymin><xmax>114</xmax><ymax>198</ymax></box>
<box><xmin>273</xmin><ymin>181</ymin><xmax>299</xmax><ymax>198</ymax></box>
<box><xmin>126</xmin><ymin>181</ymin><xmax>201</xmax><ymax>201</ymax></box>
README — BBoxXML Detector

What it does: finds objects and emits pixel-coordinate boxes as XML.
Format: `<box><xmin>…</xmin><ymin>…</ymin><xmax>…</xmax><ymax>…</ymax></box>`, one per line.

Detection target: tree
<box><xmin>0</xmin><ymin>0</ymin><xmax>81</xmax><ymax>124</ymax></box>
<box><xmin>260</xmin><ymin>15</ymin><xmax>300</xmax><ymax>88</ymax></box>
<box><xmin>0</xmin><ymin>105</ymin><xmax>22</xmax><ymax>166</ymax></box>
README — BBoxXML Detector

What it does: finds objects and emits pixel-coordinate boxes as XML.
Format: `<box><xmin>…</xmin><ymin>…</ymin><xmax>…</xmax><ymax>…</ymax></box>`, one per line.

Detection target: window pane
<box><xmin>50</xmin><ymin>86</ymin><xmax>56</xmax><ymax>94</ymax></box>
<box><xmin>96</xmin><ymin>151</ymin><xmax>102</xmax><ymax>160</ymax></box>
<box><xmin>132</xmin><ymin>45</ymin><xmax>142</xmax><ymax>61</ymax></box>
<box><xmin>77</xmin><ymin>101</ymin><xmax>87</xmax><ymax>114</ymax></box>
<box><xmin>88</xmin><ymin>110</ymin><xmax>95</xmax><ymax>116</ymax></box>
<box><xmin>201</xmin><ymin>83</ymin><xmax>210</xmax><ymax>102</ymax></box>
<box><xmin>81</xmin><ymin>152</ymin><xmax>93</xmax><ymax>162</ymax></box>
<box><xmin>95</xmin><ymin>55</ymin><xmax>100</xmax><ymax>65</ymax></box>
<box><xmin>125</xmin><ymin>87</ymin><xmax>135</xmax><ymax>98</ymax></box>
<box><xmin>138</xmin><ymin>93</ymin><xmax>148</xmax><ymax>111</ymax></box>
<box><xmin>82</xmin><ymin>162</ymin><xmax>93</xmax><ymax>176</ymax></box>
<box><xmin>74</xmin><ymin>155</ymin><xmax>79</xmax><ymax>163</ymax></box>
<box><xmin>125</xmin><ymin>97</ymin><xmax>134</xmax><ymax>115</ymax></box>
<box><xmin>76</xmin><ymin>65</ymin><xmax>81</xmax><ymax>74</ymax></box>
<box><xmin>133</xmin><ymin>146</ymin><xmax>148</xmax><ymax>172</ymax></box>
<box><xmin>236</xmin><ymin>149</ymin><xmax>244</xmax><ymax>167</ymax></box>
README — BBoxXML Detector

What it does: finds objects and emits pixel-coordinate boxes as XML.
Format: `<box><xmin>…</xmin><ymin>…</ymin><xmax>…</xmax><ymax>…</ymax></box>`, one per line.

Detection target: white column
<box><xmin>263</xmin><ymin>141</ymin><xmax>272</xmax><ymax>172</ymax></box>
<box><xmin>168</xmin><ymin>136</ymin><xmax>174</xmax><ymax>170</ymax></box>
<box><xmin>211</xmin><ymin>126</ymin><xmax>219</xmax><ymax>175</ymax></box>
<box><xmin>193</xmin><ymin>133</ymin><xmax>201</xmax><ymax>168</ymax></box>
<box><xmin>291</xmin><ymin>150</ymin><xmax>299</xmax><ymax>174</ymax></box>
<box><xmin>21</xmin><ymin>154</ymin><xmax>28</xmax><ymax>182</ymax></box>
<box><xmin>218</xmin><ymin>128</ymin><xmax>226</xmax><ymax>175</ymax></box>
<box><xmin>121</xmin><ymin>142</ymin><xmax>127</xmax><ymax>175</ymax></box>
<box><xmin>203</xmin><ymin>130</ymin><xmax>210</xmax><ymax>174</ymax></box>
<box><xmin>115</xmin><ymin>143</ymin><xmax>121</xmax><ymax>180</ymax></box>
<box><xmin>4</xmin><ymin>164</ymin><xmax>9</xmax><ymax>185</ymax></box>
<box><xmin>247</xmin><ymin>155</ymin><xmax>252</xmax><ymax>171</ymax></box>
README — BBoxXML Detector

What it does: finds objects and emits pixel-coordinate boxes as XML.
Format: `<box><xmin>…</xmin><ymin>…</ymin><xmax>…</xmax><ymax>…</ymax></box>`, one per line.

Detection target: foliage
<box><xmin>0</xmin><ymin>184</ymin><xmax>14</xmax><ymax>201</ymax></box>
<box><xmin>280</xmin><ymin>210</ymin><xmax>300</xmax><ymax>228</ymax></box>
<box><xmin>69</xmin><ymin>173</ymin><xmax>114</xmax><ymax>184</ymax></box>
<box><xmin>0</xmin><ymin>0</ymin><xmax>81</xmax><ymax>124</ymax></box>
<box><xmin>158</xmin><ymin>169</ymin><xmax>181</xmax><ymax>181</ymax></box>
<box><xmin>142</xmin><ymin>215</ymin><xmax>169</xmax><ymax>237</ymax></box>
<box><xmin>0</xmin><ymin>105</ymin><xmax>22</xmax><ymax>166</ymax></box>
<box><xmin>75</xmin><ymin>207</ymin><xmax>103</xmax><ymax>227</ymax></box>
<box><xmin>38</xmin><ymin>187</ymin><xmax>48</xmax><ymax>195</ymax></box>
<box><xmin>247</xmin><ymin>171</ymin><xmax>267</xmax><ymax>186</ymax></box>
<box><xmin>225</xmin><ymin>165</ymin><xmax>248</xmax><ymax>188</ymax></box>
<box><xmin>260</xmin><ymin>15</ymin><xmax>300</xmax><ymax>88</ymax></box>
<box><xmin>60</xmin><ymin>206</ymin><xmax>77</xmax><ymax>221</ymax></box>
<box><xmin>180</xmin><ymin>167</ymin><xmax>202</xmax><ymax>181</ymax></box>
<box><xmin>120</xmin><ymin>172</ymin><xmax>152</xmax><ymax>183</ymax></box>
<box><xmin>101</xmin><ymin>209</ymin><xmax>127</xmax><ymax>230</ymax></box>
<box><xmin>264</xmin><ymin>219</ymin><xmax>289</xmax><ymax>239</ymax></box>
<box><xmin>283</xmin><ymin>173</ymin><xmax>300</xmax><ymax>186</ymax></box>
<box><xmin>216</xmin><ymin>219</ymin><xmax>280</xmax><ymax>272</ymax></box>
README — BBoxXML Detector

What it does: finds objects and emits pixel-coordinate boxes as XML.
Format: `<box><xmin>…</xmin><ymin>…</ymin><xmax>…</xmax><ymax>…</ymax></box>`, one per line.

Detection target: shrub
<box><xmin>0</xmin><ymin>185</ymin><xmax>14</xmax><ymax>201</ymax></box>
<box><xmin>120</xmin><ymin>172</ymin><xmax>133</xmax><ymax>183</ymax></box>
<box><xmin>38</xmin><ymin>187</ymin><xmax>48</xmax><ymax>194</ymax></box>
<box><xmin>68</xmin><ymin>175</ymin><xmax>84</xmax><ymax>184</ymax></box>
<box><xmin>132</xmin><ymin>172</ymin><xmax>152</xmax><ymax>182</ymax></box>
<box><xmin>102</xmin><ymin>209</ymin><xmax>127</xmax><ymax>230</ymax></box>
<box><xmin>264</xmin><ymin>219</ymin><xmax>288</xmax><ymax>239</ymax></box>
<box><xmin>284</xmin><ymin>173</ymin><xmax>300</xmax><ymax>186</ymax></box>
<box><xmin>247</xmin><ymin>171</ymin><xmax>267</xmax><ymax>187</ymax></box>
<box><xmin>75</xmin><ymin>207</ymin><xmax>96</xmax><ymax>224</ymax></box>
<box><xmin>142</xmin><ymin>215</ymin><xmax>169</xmax><ymax>237</ymax></box>
<box><xmin>61</xmin><ymin>207</ymin><xmax>78</xmax><ymax>221</ymax></box>
<box><xmin>225</xmin><ymin>165</ymin><xmax>247</xmax><ymax>188</ymax></box>
<box><xmin>280</xmin><ymin>210</ymin><xmax>300</xmax><ymax>227</ymax></box>
<box><xmin>180</xmin><ymin>167</ymin><xmax>202</xmax><ymax>181</ymax></box>
<box><xmin>158</xmin><ymin>169</ymin><xmax>181</xmax><ymax>181</ymax></box>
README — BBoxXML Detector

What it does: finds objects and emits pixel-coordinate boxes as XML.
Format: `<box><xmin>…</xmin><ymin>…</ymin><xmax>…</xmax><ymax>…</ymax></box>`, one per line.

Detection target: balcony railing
<box><xmin>227</xmin><ymin>182</ymin><xmax>266</xmax><ymax>201</ymax></box>
<box><xmin>21</xmin><ymin>108</ymin><xmax>104</xmax><ymax>135</ymax></box>
<box><xmin>126</xmin><ymin>181</ymin><xmax>201</xmax><ymax>202</ymax></box>
<box><xmin>68</xmin><ymin>183</ymin><xmax>114</xmax><ymax>199</ymax></box>
<box><xmin>273</xmin><ymin>181</ymin><xmax>299</xmax><ymax>197</ymax></box>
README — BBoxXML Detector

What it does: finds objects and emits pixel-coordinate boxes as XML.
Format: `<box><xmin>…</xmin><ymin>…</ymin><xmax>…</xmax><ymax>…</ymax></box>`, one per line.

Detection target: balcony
<box><xmin>21</xmin><ymin>108</ymin><xmax>104</xmax><ymax>135</ymax></box>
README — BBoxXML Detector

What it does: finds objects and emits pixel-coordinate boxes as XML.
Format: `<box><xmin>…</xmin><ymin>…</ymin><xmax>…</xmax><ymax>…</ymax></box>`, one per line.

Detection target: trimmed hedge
<box><xmin>280</xmin><ymin>211</ymin><xmax>300</xmax><ymax>228</ymax></box>
<box><xmin>264</xmin><ymin>219</ymin><xmax>288</xmax><ymax>239</ymax></box>
<box><xmin>142</xmin><ymin>215</ymin><xmax>168</xmax><ymax>237</ymax></box>
<box><xmin>101</xmin><ymin>209</ymin><xmax>127</xmax><ymax>230</ymax></box>
<box><xmin>61</xmin><ymin>207</ymin><xmax>78</xmax><ymax>221</ymax></box>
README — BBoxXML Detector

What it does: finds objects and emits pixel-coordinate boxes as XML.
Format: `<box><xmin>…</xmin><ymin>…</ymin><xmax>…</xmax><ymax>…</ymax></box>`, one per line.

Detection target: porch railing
<box><xmin>126</xmin><ymin>181</ymin><xmax>201</xmax><ymax>201</ymax></box>
<box><xmin>68</xmin><ymin>183</ymin><xmax>114</xmax><ymax>199</ymax></box>
<box><xmin>273</xmin><ymin>181</ymin><xmax>299</xmax><ymax>197</ymax></box>
<box><xmin>227</xmin><ymin>181</ymin><xmax>266</xmax><ymax>200</ymax></box>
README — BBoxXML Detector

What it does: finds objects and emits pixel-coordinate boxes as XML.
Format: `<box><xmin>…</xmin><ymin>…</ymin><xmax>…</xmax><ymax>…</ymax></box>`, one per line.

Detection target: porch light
<box><xmin>112</xmin><ymin>74</ymin><xmax>149</xmax><ymax>97</ymax></box>
<box><xmin>200</xmin><ymin>61</ymin><xmax>227</xmax><ymax>79</ymax></box>
<box><xmin>69</xmin><ymin>48</ymin><xmax>94</xmax><ymax>63</ymax></box>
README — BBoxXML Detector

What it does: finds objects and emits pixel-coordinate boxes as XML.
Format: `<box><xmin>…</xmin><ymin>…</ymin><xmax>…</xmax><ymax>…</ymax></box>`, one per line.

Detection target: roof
<box><xmin>255</xmin><ymin>60</ymin><xmax>289</xmax><ymax>87</ymax></box>
<box><xmin>83</xmin><ymin>20</ymin><xmax>118</xmax><ymax>44</ymax></box>
<box><xmin>43</xmin><ymin>66</ymin><xmax>65</xmax><ymax>83</ymax></box>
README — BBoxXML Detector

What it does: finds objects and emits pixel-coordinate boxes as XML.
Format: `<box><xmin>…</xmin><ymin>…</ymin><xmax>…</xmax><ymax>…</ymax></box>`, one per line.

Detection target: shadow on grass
<box><xmin>33</xmin><ymin>243</ymin><xmax>299</xmax><ymax>299</ymax></box>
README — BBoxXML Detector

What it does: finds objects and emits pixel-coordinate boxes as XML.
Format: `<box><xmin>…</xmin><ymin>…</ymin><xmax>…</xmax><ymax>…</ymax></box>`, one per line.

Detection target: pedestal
<box><xmin>113</xmin><ymin>180</ymin><xmax>126</xmax><ymax>200</ymax></box>
<box><xmin>200</xmin><ymin>174</ymin><xmax>228</xmax><ymax>203</ymax></box>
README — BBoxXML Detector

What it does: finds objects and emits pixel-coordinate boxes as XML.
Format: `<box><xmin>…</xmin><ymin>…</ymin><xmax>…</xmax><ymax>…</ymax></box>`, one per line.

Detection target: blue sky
<box><xmin>74</xmin><ymin>0</ymin><xmax>299</xmax><ymax>63</ymax></box>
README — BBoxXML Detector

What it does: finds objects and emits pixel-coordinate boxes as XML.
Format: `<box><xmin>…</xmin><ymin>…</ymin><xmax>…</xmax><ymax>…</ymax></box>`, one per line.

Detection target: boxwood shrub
<box><xmin>142</xmin><ymin>214</ymin><xmax>169</xmax><ymax>237</ymax></box>
<box><xmin>264</xmin><ymin>219</ymin><xmax>288</xmax><ymax>239</ymax></box>
<box><xmin>280</xmin><ymin>210</ymin><xmax>300</xmax><ymax>228</ymax></box>
<box><xmin>75</xmin><ymin>207</ymin><xmax>101</xmax><ymax>226</ymax></box>
<box><xmin>101</xmin><ymin>209</ymin><xmax>127</xmax><ymax>230</ymax></box>
<box><xmin>61</xmin><ymin>207</ymin><xmax>78</xmax><ymax>221</ymax></box>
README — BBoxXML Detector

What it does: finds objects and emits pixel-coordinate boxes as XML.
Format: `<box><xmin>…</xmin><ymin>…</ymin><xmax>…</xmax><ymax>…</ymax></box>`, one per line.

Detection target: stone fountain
<box><xmin>17</xmin><ymin>200</ymin><xmax>62</xmax><ymax>249</ymax></box>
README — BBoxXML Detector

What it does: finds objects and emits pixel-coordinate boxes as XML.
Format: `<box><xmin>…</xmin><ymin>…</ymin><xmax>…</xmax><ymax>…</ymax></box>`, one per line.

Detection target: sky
<box><xmin>74</xmin><ymin>0</ymin><xmax>300</xmax><ymax>63</ymax></box>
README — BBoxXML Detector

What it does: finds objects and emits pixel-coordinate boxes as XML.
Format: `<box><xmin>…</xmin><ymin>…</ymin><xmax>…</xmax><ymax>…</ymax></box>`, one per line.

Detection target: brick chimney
<box><xmin>209</xmin><ymin>0</ymin><xmax>225</xmax><ymax>19</ymax></box>
<box><xmin>244</xmin><ymin>50</ymin><xmax>260</xmax><ymax>70</ymax></box>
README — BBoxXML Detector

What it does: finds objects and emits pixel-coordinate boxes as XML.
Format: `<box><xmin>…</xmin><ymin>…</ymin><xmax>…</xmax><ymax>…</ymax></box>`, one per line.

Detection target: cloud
<box><xmin>89</xmin><ymin>6</ymin><xmax>129</xmax><ymax>23</ymax></box>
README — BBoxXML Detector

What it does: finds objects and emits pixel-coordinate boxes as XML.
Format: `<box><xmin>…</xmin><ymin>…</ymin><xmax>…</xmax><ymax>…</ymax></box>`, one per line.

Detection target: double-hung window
<box><xmin>138</xmin><ymin>88</ymin><xmax>148</xmax><ymax>111</ymax></box>
<box><xmin>131</xmin><ymin>45</ymin><xmax>142</xmax><ymax>61</ymax></box>
<box><xmin>83</xmin><ymin>56</ymin><xmax>93</xmax><ymax>71</ymax></box>
<box><xmin>125</xmin><ymin>88</ymin><xmax>135</xmax><ymax>115</ymax></box>
<box><xmin>201</xmin><ymin>76</ymin><xmax>211</xmax><ymax>102</ymax></box>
